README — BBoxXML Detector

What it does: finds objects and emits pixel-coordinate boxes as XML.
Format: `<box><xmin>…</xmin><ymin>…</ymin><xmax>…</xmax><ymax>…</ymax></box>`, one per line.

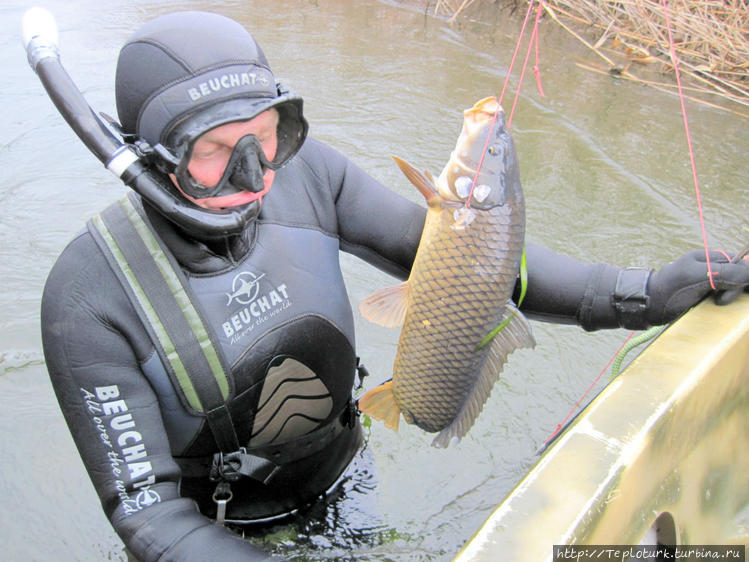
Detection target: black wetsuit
<box><xmin>41</xmin><ymin>137</ymin><xmax>623</xmax><ymax>560</ymax></box>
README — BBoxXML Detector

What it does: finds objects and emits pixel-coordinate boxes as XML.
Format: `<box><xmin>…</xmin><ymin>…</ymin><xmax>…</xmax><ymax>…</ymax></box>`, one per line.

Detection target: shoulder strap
<box><xmin>88</xmin><ymin>194</ymin><xmax>240</xmax><ymax>453</ymax></box>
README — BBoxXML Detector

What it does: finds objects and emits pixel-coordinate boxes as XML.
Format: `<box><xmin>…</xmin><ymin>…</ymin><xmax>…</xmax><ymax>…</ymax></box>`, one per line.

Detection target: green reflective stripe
<box><xmin>118</xmin><ymin>199</ymin><xmax>231</xmax><ymax>401</ymax></box>
<box><xmin>91</xmin><ymin>213</ymin><xmax>204</xmax><ymax>412</ymax></box>
<box><xmin>518</xmin><ymin>243</ymin><xmax>528</xmax><ymax>307</ymax></box>
<box><xmin>475</xmin><ymin>245</ymin><xmax>529</xmax><ymax>351</ymax></box>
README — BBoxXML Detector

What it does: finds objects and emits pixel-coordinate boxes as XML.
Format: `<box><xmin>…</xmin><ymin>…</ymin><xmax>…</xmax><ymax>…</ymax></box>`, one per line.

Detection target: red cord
<box><xmin>466</xmin><ymin>1</ymin><xmax>546</xmax><ymax>209</ymax></box>
<box><xmin>542</xmin><ymin>331</ymin><xmax>635</xmax><ymax>446</ymax></box>
<box><xmin>498</xmin><ymin>0</ymin><xmax>537</xmax><ymax>107</ymax></box>
<box><xmin>662</xmin><ymin>0</ymin><xmax>716</xmax><ymax>289</ymax></box>
<box><xmin>533</xmin><ymin>14</ymin><xmax>546</xmax><ymax>99</ymax></box>
<box><xmin>508</xmin><ymin>1</ymin><xmax>546</xmax><ymax>127</ymax></box>
<box><xmin>536</xmin><ymin>0</ymin><xmax>717</xmax><ymax>448</ymax></box>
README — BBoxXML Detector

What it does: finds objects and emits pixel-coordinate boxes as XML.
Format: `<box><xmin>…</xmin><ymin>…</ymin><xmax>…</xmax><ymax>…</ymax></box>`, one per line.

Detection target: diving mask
<box><xmin>174</xmin><ymin>133</ymin><xmax>276</xmax><ymax>200</ymax></box>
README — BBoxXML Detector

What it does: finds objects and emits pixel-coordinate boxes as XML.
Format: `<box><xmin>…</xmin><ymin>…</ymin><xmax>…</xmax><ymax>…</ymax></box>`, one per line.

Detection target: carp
<box><xmin>358</xmin><ymin>97</ymin><xmax>535</xmax><ymax>447</ymax></box>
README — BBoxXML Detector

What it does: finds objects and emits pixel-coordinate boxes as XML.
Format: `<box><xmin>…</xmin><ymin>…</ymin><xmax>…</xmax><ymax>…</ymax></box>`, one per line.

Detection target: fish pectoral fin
<box><xmin>358</xmin><ymin>282</ymin><xmax>409</xmax><ymax>328</ymax></box>
<box><xmin>392</xmin><ymin>155</ymin><xmax>439</xmax><ymax>203</ymax></box>
<box><xmin>431</xmin><ymin>305</ymin><xmax>535</xmax><ymax>449</ymax></box>
<box><xmin>358</xmin><ymin>380</ymin><xmax>400</xmax><ymax>431</ymax></box>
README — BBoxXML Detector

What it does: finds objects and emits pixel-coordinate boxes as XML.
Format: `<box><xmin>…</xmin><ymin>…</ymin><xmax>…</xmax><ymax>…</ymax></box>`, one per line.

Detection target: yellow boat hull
<box><xmin>457</xmin><ymin>294</ymin><xmax>749</xmax><ymax>559</ymax></box>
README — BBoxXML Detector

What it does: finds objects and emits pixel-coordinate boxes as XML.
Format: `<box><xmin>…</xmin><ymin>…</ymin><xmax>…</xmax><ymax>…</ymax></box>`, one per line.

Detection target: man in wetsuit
<box><xmin>40</xmin><ymin>11</ymin><xmax>749</xmax><ymax>561</ymax></box>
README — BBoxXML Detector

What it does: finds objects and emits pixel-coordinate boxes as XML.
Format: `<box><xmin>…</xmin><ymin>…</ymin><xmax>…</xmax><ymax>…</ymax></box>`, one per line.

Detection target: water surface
<box><xmin>1</xmin><ymin>0</ymin><xmax>746</xmax><ymax>559</ymax></box>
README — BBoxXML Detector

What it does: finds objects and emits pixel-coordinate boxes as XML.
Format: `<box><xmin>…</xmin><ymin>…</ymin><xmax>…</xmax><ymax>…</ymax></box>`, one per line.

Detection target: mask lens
<box><xmin>175</xmin><ymin>134</ymin><xmax>273</xmax><ymax>200</ymax></box>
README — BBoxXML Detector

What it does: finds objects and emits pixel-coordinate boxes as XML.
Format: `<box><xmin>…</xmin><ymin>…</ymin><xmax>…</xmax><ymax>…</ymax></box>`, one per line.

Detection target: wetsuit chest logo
<box><xmin>226</xmin><ymin>271</ymin><xmax>264</xmax><ymax>306</ymax></box>
<box><xmin>221</xmin><ymin>269</ymin><xmax>292</xmax><ymax>344</ymax></box>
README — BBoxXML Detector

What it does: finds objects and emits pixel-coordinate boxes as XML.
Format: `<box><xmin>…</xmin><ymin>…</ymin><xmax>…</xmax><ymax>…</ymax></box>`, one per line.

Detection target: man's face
<box><xmin>171</xmin><ymin>109</ymin><xmax>280</xmax><ymax>210</ymax></box>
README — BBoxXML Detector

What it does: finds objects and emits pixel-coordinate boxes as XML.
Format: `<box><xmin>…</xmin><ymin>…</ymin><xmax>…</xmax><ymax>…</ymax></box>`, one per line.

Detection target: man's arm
<box><xmin>307</xmin><ymin>139</ymin><xmax>749</xmax><ymax>330</ymax></box>
<box><xmin>520</xmin><ymin>243</ymin><xmax>749</xmax><ymax>330</ymax></box>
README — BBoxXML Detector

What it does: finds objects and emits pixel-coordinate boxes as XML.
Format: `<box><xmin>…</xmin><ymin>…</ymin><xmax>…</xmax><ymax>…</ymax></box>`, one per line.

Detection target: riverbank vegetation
<box><xmin>428</xmin><ymin>0</ymin><xmax>749</xmax><ymax>116</ymax></box>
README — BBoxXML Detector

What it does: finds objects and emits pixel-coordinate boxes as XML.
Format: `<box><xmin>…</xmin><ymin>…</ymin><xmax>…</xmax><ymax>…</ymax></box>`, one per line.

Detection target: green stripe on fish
<box><xmin>476</xmin><ymin>243</ymin><xmax>528</xmax><ymax>351</ymax></box>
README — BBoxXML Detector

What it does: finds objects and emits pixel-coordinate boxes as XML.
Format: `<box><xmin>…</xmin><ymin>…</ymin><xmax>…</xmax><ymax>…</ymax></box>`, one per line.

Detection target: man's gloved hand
<box><xmin>645</xmin><ymin>249</ymin><xmax>749</xmax><ymax>326</ymax></box>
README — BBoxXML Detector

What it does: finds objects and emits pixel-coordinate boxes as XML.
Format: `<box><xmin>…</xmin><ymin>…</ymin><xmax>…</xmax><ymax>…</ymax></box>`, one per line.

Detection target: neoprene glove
<box><xmin>644</xmin><ymin>249</ymin><xmax>749</xmax><ymax>326</ymax></box>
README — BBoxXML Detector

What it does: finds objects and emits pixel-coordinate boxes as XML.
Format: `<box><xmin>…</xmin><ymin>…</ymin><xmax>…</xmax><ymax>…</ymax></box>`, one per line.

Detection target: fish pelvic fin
<box><xmin>359</xmin><ymin>380</ymin><xmax>401</xmax><ymax>431</ymax></box>
<box><xmin>392</xmin><ymin>156</ymin><xmax>439</xmax><ymax>203</ymax></box>
<box><xmin>431</xmin><ymin>303</ymin><xmax>535</xmax><ymax>448</ymax></box>
<box><xmin>358</xmin><ymin>281</ymin><xmax>409</xmax><ymax>328</ymax></box>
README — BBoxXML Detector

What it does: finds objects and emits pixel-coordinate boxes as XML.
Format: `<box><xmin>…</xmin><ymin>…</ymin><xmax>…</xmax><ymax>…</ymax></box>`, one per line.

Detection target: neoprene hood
<box><xmin>114</xmin><ymin>11</ymin><xmax>308</xmax><ymax>237</ymax></box>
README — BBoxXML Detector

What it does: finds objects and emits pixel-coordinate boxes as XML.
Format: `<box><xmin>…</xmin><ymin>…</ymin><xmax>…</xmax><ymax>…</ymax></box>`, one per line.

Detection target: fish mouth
<box><xmin>437</xmin><ymin>97</ymin><xmax>510</xmax><ymax>209</ymax></box>
<box><xmin>463</xmin><ymin>96</ymin><xmax>502</xmax><ymax>125</ymax></box>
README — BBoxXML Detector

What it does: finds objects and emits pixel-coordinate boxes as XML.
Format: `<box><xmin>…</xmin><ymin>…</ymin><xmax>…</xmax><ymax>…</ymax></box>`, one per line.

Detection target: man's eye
<box><xmin>196</xmin><ymin>146</ymin><xmax>230</xmax><ymax>159</ymax></box>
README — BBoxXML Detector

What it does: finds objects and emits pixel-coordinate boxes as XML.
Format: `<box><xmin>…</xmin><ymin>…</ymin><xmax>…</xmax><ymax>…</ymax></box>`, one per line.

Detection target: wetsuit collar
<box><xmin>141</xmin><ymin>196</ymin><xmax>256</xmax><ymax>275</ymax></box>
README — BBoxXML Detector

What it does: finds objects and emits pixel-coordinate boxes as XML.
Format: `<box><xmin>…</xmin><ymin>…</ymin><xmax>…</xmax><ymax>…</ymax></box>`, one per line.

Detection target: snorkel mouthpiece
<box><xmin>175</xmin><ymin>134</ymin><xmax>274</xmax><ymax>200</ymax></box>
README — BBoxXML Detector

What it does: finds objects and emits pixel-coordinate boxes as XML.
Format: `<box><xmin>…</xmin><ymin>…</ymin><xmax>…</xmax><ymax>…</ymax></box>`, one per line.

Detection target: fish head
<box><xmin>437</xmin><ymin>97</ymin><xmax>521</xmax><ymax>211</ymax></box>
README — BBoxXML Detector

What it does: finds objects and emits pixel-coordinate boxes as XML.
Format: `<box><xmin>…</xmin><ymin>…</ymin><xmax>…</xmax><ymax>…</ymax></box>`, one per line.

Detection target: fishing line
<box><xmin>462</xmin><ymin>2</ymin><xmax>544</xmax><ymax>354</ymax></box>
<box><xmin>498</xmin><ymin>0</ymin><xmax>537</xmax><ymax>107</ymax></box>
<box><xmin>466</xmin><ymin>0</ymin><xmax>545</xmax><ymax>210</ymax></box>
<box><xmin>662</xmin><ymin>0</ymin><xmax>717</xmax><ymax>290</ymax></box>
<box><xmin>507</xmin><ymin>1</ymin><xmax>546</xmax><ymax>128</ymax></box>
<box><xmin>532</xmin><ymin>12</ymin><xmax>545</xmax><ymax>99</ymax></box>
<box><xmin>540</xmin><ymin>331</ymin><xmax>635</xmax><ymax>449</ymax></box>
<box><xmin>460</xmin><ymin>1</ymin><xmax>720</xmax><ymax>446</ymax></box>
<box><xmin>542</xmin><ymin>0</ymin><xmax>723</xmax><ymax>448</ymax></box>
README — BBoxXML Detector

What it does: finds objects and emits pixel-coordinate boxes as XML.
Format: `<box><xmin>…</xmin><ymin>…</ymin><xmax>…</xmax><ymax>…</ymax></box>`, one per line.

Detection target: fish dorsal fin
<box><xmin>431</xmin><ymin>303</ymin><xmax>536</xmax><ymax>448</ymax></box>
<box><xmin>358</xmin><ymin>281</ymin><xmax>410</xmax><ymax>328</ymax></box>
<box><xmin>392</xmin><ymin>155</ymin><xmax>438</xmax><ymax>203</ymax></box>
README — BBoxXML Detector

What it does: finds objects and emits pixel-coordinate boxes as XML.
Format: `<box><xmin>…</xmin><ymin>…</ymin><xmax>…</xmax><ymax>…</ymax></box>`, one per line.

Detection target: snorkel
<box><xmin>22</xmin><ymin>8</ymin><xmax>307</xmax><ymax>240</ymax></box>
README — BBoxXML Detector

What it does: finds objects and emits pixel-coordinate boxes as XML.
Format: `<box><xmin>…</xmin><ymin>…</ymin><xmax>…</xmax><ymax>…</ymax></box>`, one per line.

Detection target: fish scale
<box><xmin>359</xmin><ymin>97</ymin><xmax>535</xmax><ymax>447</ymax></box>
<box><xmin>394</xmin><ymin>203</ymin><xmax>525</xmax><ymax>431</ymax></box>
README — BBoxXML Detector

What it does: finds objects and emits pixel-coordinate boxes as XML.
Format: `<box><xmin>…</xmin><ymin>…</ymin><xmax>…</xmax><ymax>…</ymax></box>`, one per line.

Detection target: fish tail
<box><xmin>358</xmin><ymin>380</ymin><xmax>401</xmax><ymax>432</ymax></box>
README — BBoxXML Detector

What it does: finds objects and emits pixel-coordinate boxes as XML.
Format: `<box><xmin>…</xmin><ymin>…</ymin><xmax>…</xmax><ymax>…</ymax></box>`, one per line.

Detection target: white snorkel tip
<box><xmin>22</xmin><ymin>7</ymin><xmax>59</xmax><ymax>68</ymax></box>
<box><xmin>22</xmin><ymin>6</ymin><xmax>58</xmax><ymax>49</ymax></box>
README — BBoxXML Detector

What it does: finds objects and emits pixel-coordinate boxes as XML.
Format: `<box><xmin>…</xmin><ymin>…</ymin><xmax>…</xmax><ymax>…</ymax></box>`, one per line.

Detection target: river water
<box><xmin>1</xmin><ymin>0</ymin><xmax>746</xmax><ymax>560</ymax></box>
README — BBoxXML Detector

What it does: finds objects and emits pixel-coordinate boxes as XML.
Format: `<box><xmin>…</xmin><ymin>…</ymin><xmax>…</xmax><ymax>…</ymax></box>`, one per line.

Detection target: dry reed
<box><xmin>430</xmin><ymin>0</ymin><xmax>749</xmax><ymax>116</ymax></box>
